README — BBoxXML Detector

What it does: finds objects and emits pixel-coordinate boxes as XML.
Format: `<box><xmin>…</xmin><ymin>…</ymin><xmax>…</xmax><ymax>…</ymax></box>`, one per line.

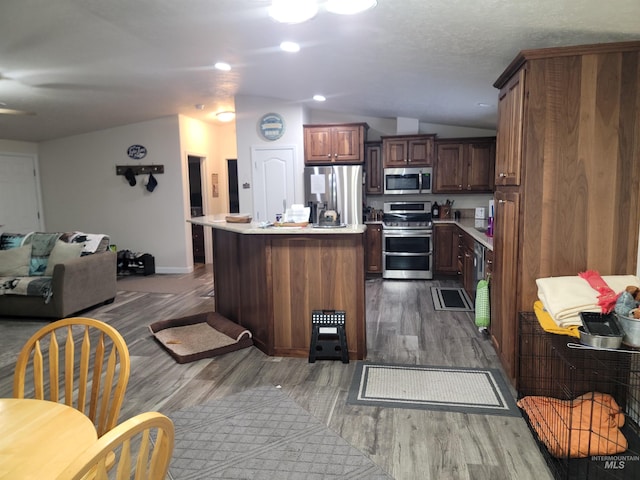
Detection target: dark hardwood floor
<box><xmin>0</xmin><ymin>265</ymin><xmax>552</xmax><ymax>479</ymax></box>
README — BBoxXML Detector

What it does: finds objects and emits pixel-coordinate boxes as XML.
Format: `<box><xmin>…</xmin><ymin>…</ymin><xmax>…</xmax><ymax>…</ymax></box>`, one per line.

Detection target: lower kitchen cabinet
<box><xmin>434</xmin><ymin>224</ymin><xmax>458</xmax><ymax>275</ymax></box>
<box><xmin>365</xmin><ymin>223</ymin><xmax>383</xmax><ymax>273</ymax></box>
<box><xmin>460</xmin><ymin>232</ymin><xmax>475</xmax><ymax>299</ymax></box>
<box><xmin>192</xmin><ymin>224</ymin><xmax>205</xmax><ymax>263</ymax></box>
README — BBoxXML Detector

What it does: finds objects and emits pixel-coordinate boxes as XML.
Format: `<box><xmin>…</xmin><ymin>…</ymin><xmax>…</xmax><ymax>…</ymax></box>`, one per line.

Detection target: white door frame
<box><xmin>0</xmin><ymin>152</ymin><xmax>45</xmax><ymax>232</ymax></box>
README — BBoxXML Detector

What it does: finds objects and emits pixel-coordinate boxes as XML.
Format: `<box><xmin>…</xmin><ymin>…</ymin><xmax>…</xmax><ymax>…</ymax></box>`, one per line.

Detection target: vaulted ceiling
<box><xmin>1</xmin><ymin>0</ymin><xmax>639</xmax><ymax>142</ymax></box>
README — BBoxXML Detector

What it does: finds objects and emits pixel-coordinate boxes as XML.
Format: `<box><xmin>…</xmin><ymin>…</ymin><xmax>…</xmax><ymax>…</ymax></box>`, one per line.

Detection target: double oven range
<box><xmin>382</xmin><ymin>201</ymin><xmax>433</xmax><ymax>279</ymax></box>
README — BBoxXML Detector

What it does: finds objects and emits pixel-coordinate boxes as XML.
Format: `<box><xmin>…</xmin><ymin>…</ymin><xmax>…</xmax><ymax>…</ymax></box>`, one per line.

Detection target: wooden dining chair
<box><xmin>13</xmin><ymin>316</ymin><xmax>131</xmax><ymax>437</ymax></box>
<box><xmin>57</xmin><ymin>411</ymin><xmax>175</xmax><ymax>480</ymax></box>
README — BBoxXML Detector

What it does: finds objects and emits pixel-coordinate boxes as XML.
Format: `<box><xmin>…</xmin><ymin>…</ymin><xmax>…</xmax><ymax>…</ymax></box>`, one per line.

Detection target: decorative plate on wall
<box><xmin>258</xmin><ymin>113</ymin><xmax>285</xmax><ymax>141</ymax></box>
<box><xmin>127</xmin><ymin>144</ymin><xmax>147</xmax><ymax>159</ymax></box>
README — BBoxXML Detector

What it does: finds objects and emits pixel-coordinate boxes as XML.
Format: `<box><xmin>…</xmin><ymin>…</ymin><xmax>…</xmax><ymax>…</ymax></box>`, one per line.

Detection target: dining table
<box><xmin>0</xmin><ymin>397</ymin><xmax>98</xmax><ymax>479</ymax></box>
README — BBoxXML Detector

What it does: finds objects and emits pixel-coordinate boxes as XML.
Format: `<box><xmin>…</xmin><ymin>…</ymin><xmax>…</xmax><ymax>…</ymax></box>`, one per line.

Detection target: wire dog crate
<box><xmin>518</xmin><ymin>313</ymin><xmax>640</xmax><ymax>479</ymax></box>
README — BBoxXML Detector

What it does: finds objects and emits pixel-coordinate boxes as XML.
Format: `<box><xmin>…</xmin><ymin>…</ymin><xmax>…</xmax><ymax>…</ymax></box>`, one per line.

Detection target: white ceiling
<box><xmin>1</xmin><ymin>0</ymin><xmax>639</xmax><ymax>142</ymax></box>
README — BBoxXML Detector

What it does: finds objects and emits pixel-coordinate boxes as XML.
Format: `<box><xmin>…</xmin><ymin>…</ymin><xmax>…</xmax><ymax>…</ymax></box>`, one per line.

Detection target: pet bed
<box><xmin>149</xmin><ymin>312</ymin><xmax>253</xmax><ymax>364</ymax></box>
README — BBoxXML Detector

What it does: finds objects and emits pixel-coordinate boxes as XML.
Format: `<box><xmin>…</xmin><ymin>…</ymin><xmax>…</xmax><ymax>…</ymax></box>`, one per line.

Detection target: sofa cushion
<box><xmin>44</xmin><ymin>240</ymin><xmax>84</xmax><ymax>275</ymax></box>
<box><xmin>24</xmin><ymin>232</ymin><xmax>62</xmax><ymax>275</ymax></box>
<box><xmin>0</xmin><ymin>244</ymin><xmax>32</xmax><ymax>276</ymax></box>
<box><xmin>0</xmin><ymin>232</ymin><xmax>33</xmax><ymax>250</ymax></box>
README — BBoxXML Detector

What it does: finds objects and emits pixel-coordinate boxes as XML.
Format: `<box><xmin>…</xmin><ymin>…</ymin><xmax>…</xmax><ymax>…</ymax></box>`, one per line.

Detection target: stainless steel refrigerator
<box><xmin>304</xmin><ymin>165</ymin><xmax>363</xmax><ymax>225</ymax></box>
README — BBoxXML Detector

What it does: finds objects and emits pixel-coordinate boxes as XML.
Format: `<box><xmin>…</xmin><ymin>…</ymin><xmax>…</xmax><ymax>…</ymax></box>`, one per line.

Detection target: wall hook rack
<box><xmin>116</xmin><ymin>165</ymin><xmax>164</xmax><ymax>176</ymax></box>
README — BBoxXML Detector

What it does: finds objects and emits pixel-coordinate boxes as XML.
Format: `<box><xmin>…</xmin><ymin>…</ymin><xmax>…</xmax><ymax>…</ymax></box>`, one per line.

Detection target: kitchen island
<box><xmin>189</xmin><ymin>216</ymin><xmax>367</xmax><ymax>360</ymax></box>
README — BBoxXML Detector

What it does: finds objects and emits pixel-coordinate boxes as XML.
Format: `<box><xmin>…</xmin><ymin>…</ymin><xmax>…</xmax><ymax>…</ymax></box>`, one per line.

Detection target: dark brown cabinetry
<box><xmin>192</xmin><ymin>224</ymin><xmax>205</xmax><ymax>263</ymax></box>
<box><xmin>494</xmin><ymin>69</ymin><xmax>525</xmax><ymax>187</ymax></box>
<box><xmin>365</xmin><ymin>224</ymin><xmax>383</xmax><ymax>274</ymax></box>
<box><xmin>484</xmin><ymin>248</ymin><xmax>494</xmax><ymax>279</ymax></box>
<box><xmin>434</xmin><ymin>224</ymin><xmax>459</xmax><ymax>275</ymax></box>
<box><xmin>382</xmin><ymin>135</ymin><xmax>435</xmax><ymax>168</ymax></box>
<box><xmin>458</xmin><ymin>230</ymin><xmax>476</xmax><ymax>299</ymax></box>
<box><xmin>364</xmin><ymin>142</ymin><xmax>383</xmax><ymax>194</ymax></box>
<box><xmin>491</xmin><ymin>41</ymin><xmax>640</xmax><ymax>383</ymax></box>
<box><xmin>303</xmin><ymin>123</ymin><xmax>368</xmax><ymax>165</ymax></box>
<box><xmin>434</xmin><ymin>138</ymin><xmax>495</xmax><ymax>193</ymax></box>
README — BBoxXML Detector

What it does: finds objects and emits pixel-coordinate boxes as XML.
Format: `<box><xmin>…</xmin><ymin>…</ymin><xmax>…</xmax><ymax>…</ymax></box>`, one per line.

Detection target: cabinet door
<box><xmin>304</xmin><ymin>127</ymin><xmax>333</xmax><ymax>164</ymax></box>
<box><xmin>365</xmin><ymin>143</ymin><xmax>383</xmax><ymax>194</ymax></box>
<box><xmin>407</xmin><ymin>137</ymin><xmax>434</xmax><ymax>166</ymax></box>
<box><xmin>434</xmin><ymin>143</ymin><xmax>465</xmax><ymax>192</ymax></box>
<box><xmin>491</xmin><ymin>189</ymin><xmax>520</xmax><ymax>381</ymax></box>
<box><xmin>333</xmin><ymin>125</ymin><xmax>364</xmax><ymax>163</ymax></box>
<box><xmin>495</xmin><ymin>69</ymin><xmax>525</xmax><ymax>186</ymax></box>
<box><xmin>365</xmin><ymin>224</ymin><xmax>383</xmax><ymax>273</ymax></box>
<box><xmin>383</xmin><ymin>139</ymin><xmax>409</xmax><ymax>167</ymax></box>
<box><xmin>467</xmin><ymin>141</ymin><xmax>495</xmax><ymax>192</ymax></box>
<box><xmin>434</xmin><ymin>224</ymin><xmax>458</xmax><ymax>274</ymax></box>
<box><xmin>463</xmin><ymin>244</ymin><xmax>475</xmax><ymax>299</ymax></box>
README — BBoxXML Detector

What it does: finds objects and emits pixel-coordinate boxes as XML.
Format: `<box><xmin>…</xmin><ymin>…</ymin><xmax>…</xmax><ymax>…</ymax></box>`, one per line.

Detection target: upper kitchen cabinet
<box><xmin>494</xmin><ymin>69</ymin><xmax>525</xmax><ymax>186</ymax></box>
<box><xmin>491</xmin><ymin>41</ymin><xmax>640</xmax><ymax>383</ymax></box>
<box><xmin>381</xmin><ymin>134</ymin><xmax>435</xmax><ymax>168</ymax></box>
<box><xmin>434</xmin><ymin>137</ymin><xmax>495</xmax><ymax>193</ymax></box>
<box><xmin>364</xmin><ymin>142</ymin><xmax>383</xmax><ymax>194</ymax></box>
<box><xmin>303</xmin><ymin>123</ymin><xmax>368</xmax><ymax>165</ymax></box>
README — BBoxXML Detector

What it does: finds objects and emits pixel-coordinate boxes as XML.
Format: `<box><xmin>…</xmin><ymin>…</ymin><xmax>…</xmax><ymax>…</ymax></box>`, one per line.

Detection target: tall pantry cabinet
<box><xmin>491</xmin><ymin>41</ymin><xmax>640</xmax><ymax>383</ymax></box>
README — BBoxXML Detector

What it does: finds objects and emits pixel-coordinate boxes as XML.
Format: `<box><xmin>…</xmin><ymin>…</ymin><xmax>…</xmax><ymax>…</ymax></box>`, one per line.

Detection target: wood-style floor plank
<box><xmin>0</xmin><ymin>265</ymin><xmax>552</xmax><ymax>480</ymax></box>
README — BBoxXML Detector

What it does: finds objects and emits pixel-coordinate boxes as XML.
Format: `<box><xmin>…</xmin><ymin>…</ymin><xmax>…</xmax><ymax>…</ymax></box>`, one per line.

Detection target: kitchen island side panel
<box><xmin>270</xmin><ymin>234</ymin><xmax>366</xmax><ymax>359</ymax></box>
<box><xmin>211</xmin><ymin>227</ymin><xmax>366</xmax><ymax>360</ymax></box>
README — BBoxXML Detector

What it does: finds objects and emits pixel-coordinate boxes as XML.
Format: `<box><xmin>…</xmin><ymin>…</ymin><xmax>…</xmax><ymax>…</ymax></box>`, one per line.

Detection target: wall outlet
<box><xmin>475</xmin><ymin>207</ymin><xmax>485</xmax><ymax>219</ymax></box>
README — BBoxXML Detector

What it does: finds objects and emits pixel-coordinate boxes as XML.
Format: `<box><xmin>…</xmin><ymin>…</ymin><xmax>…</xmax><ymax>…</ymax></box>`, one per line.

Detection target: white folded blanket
<box><xmin>536</xmin><ymin>275</ymin><xmax>640</xmax><ymax>327</ymax></box>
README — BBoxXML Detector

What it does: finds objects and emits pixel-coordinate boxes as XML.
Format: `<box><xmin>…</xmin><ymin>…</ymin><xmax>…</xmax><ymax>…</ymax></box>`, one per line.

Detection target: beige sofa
<box><xmin>0</xmin><ymin>232</ymin><xmax>117</xmax><ymax>319</ymax></box>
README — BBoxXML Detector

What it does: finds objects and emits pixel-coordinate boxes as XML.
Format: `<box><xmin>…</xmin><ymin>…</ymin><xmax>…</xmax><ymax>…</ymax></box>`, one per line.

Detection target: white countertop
<box><xmin>434</xmin><ymin>219</ymin><xmax>494</xmax><ymax>250</ymax></box>
<box><xmin>189</xmin><ymin>215</ymin><xmax>366</xmax><ymax>235</ymax></box>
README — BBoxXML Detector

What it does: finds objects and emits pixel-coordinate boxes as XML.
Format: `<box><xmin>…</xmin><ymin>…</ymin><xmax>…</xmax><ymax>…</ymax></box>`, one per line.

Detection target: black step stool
<box><xmin>309</xmin><ymin>310</ymin><xmax>349</xmax><ymax>364</ymax></box>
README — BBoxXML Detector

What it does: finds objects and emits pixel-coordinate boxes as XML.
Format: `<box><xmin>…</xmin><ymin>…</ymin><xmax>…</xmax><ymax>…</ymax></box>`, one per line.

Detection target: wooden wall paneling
<box><xmin>239</xmin><ymin>234</ymin><xmax>273</xmax><ymax>354</ymax></box>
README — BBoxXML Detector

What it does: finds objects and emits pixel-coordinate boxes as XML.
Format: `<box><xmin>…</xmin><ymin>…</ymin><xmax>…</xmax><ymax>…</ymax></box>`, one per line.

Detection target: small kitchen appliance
<box><xmin>383</xmin><ymin>167</ymin><xmax>432</xmax><ymax>195</ymax></box>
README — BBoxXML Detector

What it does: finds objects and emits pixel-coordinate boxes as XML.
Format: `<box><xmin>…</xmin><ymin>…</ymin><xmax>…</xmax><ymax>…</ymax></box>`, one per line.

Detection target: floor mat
<box><xmin>347</xmin><ymin>362</ymin><xmax>520</xmax><ymax>417</ymax></box>
<box><xmin>431</xmin><ymin>286</ymin><xmax>474</xmax><ymax>311</ymax></box>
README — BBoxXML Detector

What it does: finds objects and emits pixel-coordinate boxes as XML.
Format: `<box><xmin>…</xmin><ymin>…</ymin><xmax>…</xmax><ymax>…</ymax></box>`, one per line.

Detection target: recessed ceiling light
<box><xmin>325</xmin><ymin>0</ymin><xmax>377</xmax><ymax>15</ymax></box>
<box><xmin>269</xmin><ymin>0</ymin><xmax>318</xmax><ymax>24</ymax></box>
<box><xmin>280</xmin><ymin>41</ymin><xmax>300</xmax><ymax>53</ymax></box>
<box><xmin>216</xmin><ymin>111</ymin><xmax>235</xmax><ymax>122</ymax></box>
<box><xmin>476</xmin><ymin>102</ymin><xmax>492</xmax><ymax>108</ymax></box>
<box><xmin>214</xmin><ymin>62</ymin><xmax>231</xmax><ymax>71</ymax></box>
<box><xmin>313</xmin><ymin>95</ymin><xmax>326</xmax><ymax>102</ymax></box>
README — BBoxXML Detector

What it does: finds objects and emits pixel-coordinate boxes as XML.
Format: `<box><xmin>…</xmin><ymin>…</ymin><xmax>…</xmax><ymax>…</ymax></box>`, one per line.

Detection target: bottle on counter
<box><xmin>431</xmin><ymin>202</ymin><xmax>440</xmax><ymax>219</ymax></box>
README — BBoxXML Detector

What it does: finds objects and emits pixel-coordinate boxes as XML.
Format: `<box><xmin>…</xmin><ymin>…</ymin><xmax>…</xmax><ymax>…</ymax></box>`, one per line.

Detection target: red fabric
<box><xmin>579</xmin><ymin>270</ymin><xmax>622</xmax><ymax>313</ymax></box>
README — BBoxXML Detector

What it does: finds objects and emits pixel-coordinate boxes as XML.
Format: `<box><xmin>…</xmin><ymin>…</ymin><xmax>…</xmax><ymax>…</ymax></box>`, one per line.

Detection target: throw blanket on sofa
<box><xmin>0</xmin><ymin>276</ymin><xmax>52</xmax><ymax>302</ymax></box>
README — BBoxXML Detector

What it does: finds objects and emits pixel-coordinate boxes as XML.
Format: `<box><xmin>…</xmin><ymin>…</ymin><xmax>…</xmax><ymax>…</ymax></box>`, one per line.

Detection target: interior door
<box><xmin>0</xmin><ymin>153</ymin><xmax>43</xmax><ymax>232</ymax></box>
<box><xmin>251</xmin><ymin>146</ymin><xmax>296</xmax><ymax>223</ymax></box>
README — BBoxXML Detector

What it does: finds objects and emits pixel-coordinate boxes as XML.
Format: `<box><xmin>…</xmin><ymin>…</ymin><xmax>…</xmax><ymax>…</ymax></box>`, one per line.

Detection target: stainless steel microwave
<box><xmin>384</xmin><ymin>167</ymin><xmax>432</xmax><ymax>194</ymax></box>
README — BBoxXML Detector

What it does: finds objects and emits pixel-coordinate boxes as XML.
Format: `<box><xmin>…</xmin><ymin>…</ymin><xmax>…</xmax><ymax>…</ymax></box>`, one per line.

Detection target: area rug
<box><xmin>431</xmin><ymin>286</ymin><xmax>474</xmax><ymax>311</ymax></box>
<box><xmin>117</xmin><ymin>274</ymin><xmax>209</xmax><ymax>294</ymax></box>
<box><xmin>166</xmin><ymin>386</ymin><xmax>393</xmax><ymax>480</ymax></box>
<box><xmin>347</xmin><ymin>362</ymin><xmax>520</xmax><ymax>417</ymax></box>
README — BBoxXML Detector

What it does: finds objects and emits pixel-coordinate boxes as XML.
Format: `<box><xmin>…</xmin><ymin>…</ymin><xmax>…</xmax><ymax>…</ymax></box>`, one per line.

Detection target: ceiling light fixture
<box><xmin>214</xmin><ymin>62</ymin><xmax>231</xmax><ymax>71</ymax></box>
<box><xmin>313</xmin><ymin>94</ymin><xmax>326</xmax><ymax>102</ymax></box>
<box><xmin>280</xmin><ymin>41</ymin><xmax>300</xmax><ymax>53</ymax></box>
<box><xmin>269</xmin><ymin>0</ymin><xmax>318</xmax><ymax>24</ymax></box>
<box><xmin>216</xmin><ymin>111</ymin><xmax>235</xmax><ymax>122</ymax></box>
<box><xmin>325</xmin><ymin>0</ymin><xmax>377</xmax><ymax>15</ymax></box>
